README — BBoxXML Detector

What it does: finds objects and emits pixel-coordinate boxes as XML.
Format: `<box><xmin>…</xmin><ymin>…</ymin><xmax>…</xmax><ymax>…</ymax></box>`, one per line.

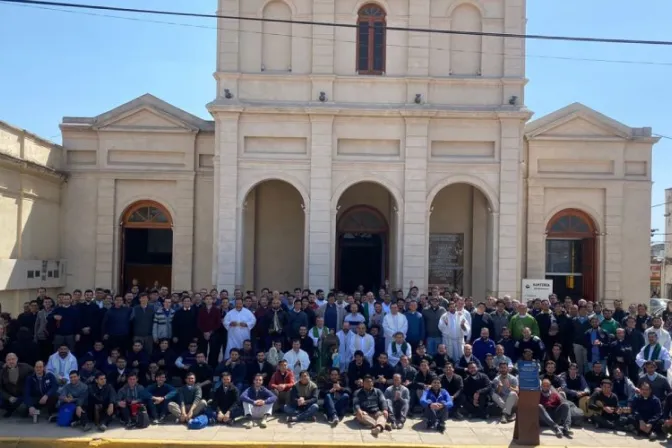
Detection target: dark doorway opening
<box><xmin>119</xmin><ymin>201</ymin><xmax>173</xmax><ymax>293</ymax></box>
<box><xmin>338</xmin><ymin>233</ymin><xmax>384</xmax><ymax>294</ymax></box>
<box><xmin>123</xmin><ymin>228</ymin><xmax>173</xmax><ymax>292</ymax></box>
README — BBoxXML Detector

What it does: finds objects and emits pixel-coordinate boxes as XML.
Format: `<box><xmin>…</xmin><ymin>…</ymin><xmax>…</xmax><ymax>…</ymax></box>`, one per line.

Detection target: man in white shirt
<box><xmin>645</xmin><ymin>316</ymin><xmax>672</xmax><ymax>351</ymax></box>
<box><xmin>636</xmin><ymin>331</ymin><xmax>671</xmax><ymax>375</ymax></box>
<box><xmin>223</xmin><ymin>297</ymin><xmax>257</xmax><ymax>359</ymax></box>
<box><xmin>387</xmin><ymin>332</ymin><xmax>412</xmax><ymax>367</ymax></box>
<box><xmin>350</xmin><ymin>323</ymin><xmax>375</xmax><ymax>365</ymax></box>
<box><xmin>438</xmin><ymin>302</ymin><xmax>471</xmax><ymax>361</ymax></box>
<box><xmin>282</xmin><ymin>339</ymin><xmax>310</xmax><ymax>379</ymax></box>
<box><xmin>336</xmin><ymin>322</ymin><xmax>355</xmax><ymax>372</ymax></box>
<box><xmin>382</xmin><ymin>303</ymin><xmax>408</xmax><ymax>348</ymax></box>
<box><xmin>46</xmin><ymin>343</ymin><xmax>78</xmax><ymax>387</ymax></box>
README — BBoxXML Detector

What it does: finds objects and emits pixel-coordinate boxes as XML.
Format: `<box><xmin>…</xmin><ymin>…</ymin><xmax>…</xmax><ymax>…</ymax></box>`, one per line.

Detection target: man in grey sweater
<box><xmin>168</xmin><ymin>372</ymin><xmax>207</xmax><ymax>423</ymax></box>
<box><xmin>58</xmin><ymin>371</ymin><xmax>90</xmax><ymax>430</ymax></box>
<box><xmin>384</xmin><ymin>373</ymin><xmax>410</xmax><ymax>429</ymax></box>
<box><xmin>132</xmin><ymin>294</ymin><xmax>155</xmax><ymax>355</ymax></box>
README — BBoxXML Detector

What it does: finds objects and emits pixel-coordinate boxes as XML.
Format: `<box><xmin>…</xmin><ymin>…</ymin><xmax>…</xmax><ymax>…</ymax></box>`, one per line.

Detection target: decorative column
<box><xmin>173</xmin><ymin>177</ymin><xmax>195</xmax><ymax>291</ymax></box>
<box><xmin>214</xmin><ymin>112</ymin><xmax>240</xmax><ymax>292</ymax></box>
<box><xmin>328</xmin><ymin>206</ymin><xmax>340</xmax><ymax>289</ymax></box>
<box><xmin>525</xmin><ymin>183</ymin><xmax>546</xmax><ymax>279</ymax></box>
<box><xmin>488</xmin><ymin>211</ymin><xmax>500</xmax><ymax>295</ymax></box>
<box><xmin>211</xmin><ymin>155</ymin><xmax>220</xmax><ymax>287</ymax></box>
<box><xmin>604</xmin><ymin>183</ymin><xmax>623</xmax><ymax>302</ymax></box>
<box><xmin>94</xmin><ymin>178</ymin><xmax>115</xmax><ymax>289</ymax></box>
<box><xmin>302</xmin><ymin>204</ymin><xmax>310</xmax><ymax>288</ymax></box>
<box><xmin>308</xmin><ymin>115</ymin><xmax>334</xmax><ymax>291</ymax></box>
<box><xmin>394</xmin><ymin>205</ymin><xmax>403</xmax><ymax>289</ymax></box>
<box><xmin>402</xmin><ymin>117</ymin><xmax>430</xmax><ymax>292</ymax></box>
<box><xmin>497</xmin><ymin>118</ymin><xmax>523</xmax><ymax>297</ymax></box>
<box><xmin>234</xmin><ymin>204</ymin><xmax>245</xmax><ymax>288</ymax></box>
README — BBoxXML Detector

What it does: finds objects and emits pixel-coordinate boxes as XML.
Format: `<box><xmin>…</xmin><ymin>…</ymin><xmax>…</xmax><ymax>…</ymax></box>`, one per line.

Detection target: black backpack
<box><xmin>135</xmin><ymin>405</ymin><xmax>150</xmax><ymax>429</ymax></box>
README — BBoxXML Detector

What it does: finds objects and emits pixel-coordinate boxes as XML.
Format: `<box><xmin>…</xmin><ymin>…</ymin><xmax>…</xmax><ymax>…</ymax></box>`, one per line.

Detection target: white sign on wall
<box><xmin>521</xmin><ymin>279</ymin><xmax>553</xmax><ymax>302</ymax></box>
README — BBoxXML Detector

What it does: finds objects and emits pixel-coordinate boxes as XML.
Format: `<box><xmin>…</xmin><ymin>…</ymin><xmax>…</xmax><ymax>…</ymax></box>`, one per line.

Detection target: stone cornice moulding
<box><xmin>207</xmin><ymin>100</ymin><xmax>532</xmax><ymax>119</ymax></box>
<box><xmin>66</xmin><ymin>171</ymin><xmax>195</xmax><ymax>180</ymax></box>
<box><xmin>0</xmin><ymin>151</ymin><xmax>68</xmax><ymax>183</ymax></box>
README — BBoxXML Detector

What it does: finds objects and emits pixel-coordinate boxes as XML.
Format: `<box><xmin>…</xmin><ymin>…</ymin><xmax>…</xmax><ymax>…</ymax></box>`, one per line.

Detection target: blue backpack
<box><xmin>187</xmin><ymin>414</ymin><xmax>209</xmax><ymax>430</ymax></box>
<box><xmin>57</xmin><ymin>403</ymin><xmax>77</xmax><ymax>427</ymax></box>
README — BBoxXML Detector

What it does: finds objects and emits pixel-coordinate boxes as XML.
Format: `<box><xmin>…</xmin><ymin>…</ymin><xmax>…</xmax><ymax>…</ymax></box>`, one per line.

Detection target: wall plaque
<box><xmin>428</xmin><ymin>233</ymin><xmax>464</xmax><ymax>290</ymax></box>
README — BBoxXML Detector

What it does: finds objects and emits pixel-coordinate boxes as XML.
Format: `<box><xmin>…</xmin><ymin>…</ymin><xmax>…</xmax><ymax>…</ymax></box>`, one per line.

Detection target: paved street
<box><xmin>0</xmin><ymin>415</ymin><xmax>660</xmax><ymax>447</ymax></box>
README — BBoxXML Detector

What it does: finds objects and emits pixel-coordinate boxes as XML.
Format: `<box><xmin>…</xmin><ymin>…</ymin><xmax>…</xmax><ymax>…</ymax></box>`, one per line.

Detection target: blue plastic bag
<box><xmin>187</xmin><ymin>414</ymin><xmax>209</xmax><ymax>430</ymax></box>
<box><xmin>57</xmin><ymin>403</ymin><xmax>77</xmax><ymax>427</ymax></box>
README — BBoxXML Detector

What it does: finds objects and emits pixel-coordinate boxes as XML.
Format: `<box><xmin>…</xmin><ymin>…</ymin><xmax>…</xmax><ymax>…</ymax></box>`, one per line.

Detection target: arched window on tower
<box><xmin>262</xmin><ymin>1</ymin><xmax>292</xmax><ymax>72</ymax></box>
<box><xmin>450</xmin><ymin>4</ymin><xmax>482</xmax><ymax>76</ymax></box>
<box><xmin>357</xmin><ymin>4</ymin><xmax>386</xmax><ymax>75</ymax></box>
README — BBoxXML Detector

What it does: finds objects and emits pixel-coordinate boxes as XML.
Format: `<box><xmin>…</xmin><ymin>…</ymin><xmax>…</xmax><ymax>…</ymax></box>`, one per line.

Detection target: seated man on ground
<box><xmin>211</xmin><ymin>371</ymin><xmax>242</xmax><ymax>425</ymax></box>
<box><xmin>462</xmin><ymin>361</ymin><xmax>490</xmax><ymax>419</ymax></box>
<box><xmin>268</xmin><ymin>359</ymin><xmax>295</xmax><ymax>413</ymax></box>
<box><xmin>87</xmin><ymin>372</ymin><xmax>116</xmax><ymax>431</ymax></box>
<box><xmin>285</xmin><ymin>370</ymin><xmax>319</xmax><ymax>424</ymax></box>
<box><xmin>588</xmin><ymin>379</ymin><xmax>625</xmax><ymax>430</ymax></box>
<box><xmin>627</xmin><ymin>381</ymin><xmax>662</xmax><ymax>440</ymax></box>
<box><xmin>560</xmin><ymin>363</ymin><xmax>591</xmax><ymax>414</ymax></box>
<box><xmin>353</xmin><ymin>374</ymin><xmax>391</xmax><ymax>436</ymax></box>
<box><xmin>116</xmin><ymin>372</ymin><xmax>149</xmax><ymax>429</ymax></box>
<box><xmin>439</xmin><ymin>363</ymin><xmax>465</xmax><ymax>420</ymax></box>
<box><xmin>58</xmin><ymin>370</ymin><xmax>89</xmax><ymax>431</ymax></box>
<box><xmin>539</xmin><ymin>378</ymin><xmax>573</xmax><ymax>438</ymax></box>
<box><xmin>168</xmin><ymin>372</ymin><xmax>207</xmax><ymax>425</ymax></box>
<box><xmin>1</xmin><ymin>353</ymin><xmax>33</xmax><ymax>418</ymax></box>
<box><xmin>491</xmin><ymin>361</ymin><xmax>518</xmax><ymax>423</ymax></box>
<box><xmin>240</xmin><ymin>373</ymin><xmax>277</xmax><ymax>429</ymax></box>
<box><xmin>145</xmin><ymin>370</ymin><xmax>176</xmax><ymax>423</ymax></box>
<box><xmin>384</xmin><ymin>373</ymin><xmax>410</xmax><ymax>429</ymax></box>
<box><xmin>24</xmin><ymin>360</ymin><xmax>58</xmax><ymax>422</ymax></box>
<box><xmin>321</xmin><ymin>368</ymin><xmax>351</xmax><ymax>426</ymax></box>
<box><xmin>420</xmin><ymin>376</ymin><xmax>453</xmax><ymax>433</ymax></box>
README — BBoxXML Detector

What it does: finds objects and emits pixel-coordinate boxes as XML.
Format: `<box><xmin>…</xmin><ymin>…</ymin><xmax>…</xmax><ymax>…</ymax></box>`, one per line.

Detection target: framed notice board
<box><xmin>428</xmin><ymin>233</ymin><xmax>464</xmax><ymax>291</ymax></box>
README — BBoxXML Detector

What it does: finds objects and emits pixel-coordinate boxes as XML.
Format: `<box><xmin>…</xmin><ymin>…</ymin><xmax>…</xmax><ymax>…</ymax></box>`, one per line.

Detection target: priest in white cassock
<box><xmin>350</xmin><ymin>322</ymin><xmax>375</xmax><ymax>365</ymax></box>
<box><xmin>438</xmin><ymin>301</ymin><xmax>471</xmax><ymax>361</ymax></box>
<box><xmin>455</xmin><ymin>297</ymin><xmax>472</xmax><ymax>341</ymax></box>
<box><xmin>223</xmin><ymin>297</ymin><xmax>257</xmax><ymax>359</ymax></box>
<box><xmin>636</xmin><ymin>331</ymin><xmax>671</xmax><ymax>375</ymax></box>
<box><xmin>336</xmin><ymin>321</ymin><xmax>356</xmax><ymax>372</ymax></box>
<box><xmin>387</xmin><ymin>331</ymin><xmax>412</xmax><ymax>367</ymax></box>
<box><xmin>382</xmin><ymin>303</ymin><xmax>408</xmax><ymax>348</ymax></box>
<box><xmin>283</xmin><ymin>339</ymin><xmax>311</xmax><ymax>378</ymax></box>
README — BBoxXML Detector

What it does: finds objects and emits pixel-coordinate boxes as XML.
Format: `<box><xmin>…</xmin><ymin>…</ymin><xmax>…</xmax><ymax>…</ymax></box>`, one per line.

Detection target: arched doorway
<box><xmin>545</xmin><ymin>209</ymin><xmax>597</xmax><ymax>302</ymax></box>
<box><xmin>428</xmin><ymin>183</ymin><xmax>492</xmax><ymax>297</ymax></box>
<box><xmin>242</xmin><ymin>179</ymin><xmax>305</xmax><ymax>291</ymax></box>
<box><xmin>120</xmin><ymin>201</ymin><xmax>173</xmax><ymax>293</ymax></box>
<box><xmin>336</xmin><ymin>205</ymin><xmax>388</xmax><ymax>293</ymax></box>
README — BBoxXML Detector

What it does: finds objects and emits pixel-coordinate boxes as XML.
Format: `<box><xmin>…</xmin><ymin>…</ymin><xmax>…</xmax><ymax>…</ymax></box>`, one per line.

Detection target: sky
<box><xmin>0</xmin><ymin>0</ymin><xmax>671</xmax><ymax>237</ymax></box>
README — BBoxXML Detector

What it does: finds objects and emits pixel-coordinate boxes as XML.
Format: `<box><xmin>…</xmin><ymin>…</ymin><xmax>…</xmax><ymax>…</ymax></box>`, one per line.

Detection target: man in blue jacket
<box><xmin>404</xmin><ymin>301</ymin><xmax>425</xmax><ymax>350</ymax></box>
<box><xmin>49</xmin><ymin>293</ymin><xmax>80</xmax><ymax>351</ymax></box>
<box><xmin>473</xmin><ymin>328</ymin><xmax>497</xmax><ymax>366</ymax></box>
<box><xmin>420</xmin><ymin>377</ymin><xmax>453</xmax><ymax>433</ymax></box>
<box><xmin>24</xmin><ymin>360</ymin><xmax>59</xmax><ymax>422</ymax></box>
<box><xmin>240</xmin><ymin>373</ymin><xmax>277</xmax><ymax>429</ymax></box>
<box><xmin>102</xmin><ymin>296</ymin><xmax>132</xmax><ymax>354</ymax></box>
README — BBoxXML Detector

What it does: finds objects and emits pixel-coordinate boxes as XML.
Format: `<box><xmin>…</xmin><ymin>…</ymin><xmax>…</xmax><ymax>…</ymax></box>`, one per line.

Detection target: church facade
<box><xmin>0</xmin><ymin>0</ymin><xmax>658</xmax><ymax>315</ymax></box>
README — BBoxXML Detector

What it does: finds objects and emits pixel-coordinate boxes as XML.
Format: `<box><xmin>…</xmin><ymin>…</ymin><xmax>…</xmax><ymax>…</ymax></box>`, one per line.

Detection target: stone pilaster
<box><xmin>215</xmin><ymin>113</ymin><xmax>240</xmax><ymax>292</ymax></box>
<box><xmin>604</xmin><ymin>184</ymin><xmax>623</xmax><ymax>301</ymax></box>
<box><xmin>173</xmin><ymin>178</ymin><xmax>195</xmax><ymax>291</ymax></box>
<box><xmin>403</xmin><ymin>118</ymin><xmax>429</xmax><ymax>291</ymax></box>
<box><xmin>407</xmin><ymin>0</ymin><xmax>430</xmax><ymax>77</ymax></box>
<box><xmin>94</xmin><ymin>178</ymin><xmax>115</xmax><ymax>289</ymax></box>
<box><xmin>308</xmin><ymin>115</ymin><xmax>334</xmax><ymax>290</ymax></box>
<box><xmin>498</xmin><ymin>119</ymin><xmax>523</xmax><ymax>296</ymax></box>
<box><xmin>526</xmin><ymin>184</ymin><xmax>546</xmax><ymax>278</ymax></box>
<box><xmin>312</xmin><ymin>0</ymin><xmax>334</xmax><ymax>74</ymax></box>
<box><xmin>503</xmin><ymin>0</ymin><xmax>525</xmax><ymax>78</ymax></box>
<box><xmin>217</xmin><ymin>0</ymin><xmax>239</xmax><ymax>73</ymax></box>
<box><xmin>211</xmin><ymin>155</ymin><xmax>220</xmax><ymax>287</ymax></box>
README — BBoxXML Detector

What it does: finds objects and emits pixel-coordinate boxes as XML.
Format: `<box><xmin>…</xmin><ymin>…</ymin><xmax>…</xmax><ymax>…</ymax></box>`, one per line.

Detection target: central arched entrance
<box><xmin>337</xmin><ymin>206</ymin><xmax>388</xmax><ymax>293</ymax></box>
<box><xmin>119</xmin><ymin>200</ymin><xmax>173</xmax><ymax>293</ymax></box>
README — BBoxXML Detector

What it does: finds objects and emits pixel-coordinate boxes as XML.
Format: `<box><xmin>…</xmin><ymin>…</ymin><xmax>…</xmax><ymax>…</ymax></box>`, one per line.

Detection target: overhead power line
<box><xmin>8</xmin><ymin>2</ymin><xmax>672</xmax><ymax>69</ymax></box>
<box><xmin>4</xmin><ymin>0</ymin><xmax>672</xmax><ymax>47</ymax></box>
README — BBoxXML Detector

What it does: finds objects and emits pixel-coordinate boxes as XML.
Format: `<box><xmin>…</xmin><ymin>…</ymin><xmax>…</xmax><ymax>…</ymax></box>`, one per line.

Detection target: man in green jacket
<box><xmin>508</xmin><ymin>303</ymin><xmax>540</xmax><ymax>341</ymax></box>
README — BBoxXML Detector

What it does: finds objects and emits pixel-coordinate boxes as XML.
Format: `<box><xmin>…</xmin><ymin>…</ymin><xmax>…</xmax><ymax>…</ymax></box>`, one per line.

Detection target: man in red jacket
<box><xmin>197</xmin><ymin>295</ymin><xmax>223</xmax><ymax>368</ymax></box>
<box><xmin>539</xmin><ymin>378</ymin><xmax>573</xmax><ymax>438</ymax></box>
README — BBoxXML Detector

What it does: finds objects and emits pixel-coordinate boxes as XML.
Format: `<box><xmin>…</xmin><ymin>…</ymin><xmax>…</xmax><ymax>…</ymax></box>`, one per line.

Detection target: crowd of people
<box><xmin>1</xmin><ymin>283</ymin><xmax>672</xmax><ymax>440</ymax></box>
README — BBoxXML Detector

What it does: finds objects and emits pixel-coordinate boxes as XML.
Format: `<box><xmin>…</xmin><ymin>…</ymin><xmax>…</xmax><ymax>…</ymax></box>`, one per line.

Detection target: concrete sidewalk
<box><xmin>0</xmin><ymin>414</ymin><xmax>655</xmax><ymax>447</ymax></box>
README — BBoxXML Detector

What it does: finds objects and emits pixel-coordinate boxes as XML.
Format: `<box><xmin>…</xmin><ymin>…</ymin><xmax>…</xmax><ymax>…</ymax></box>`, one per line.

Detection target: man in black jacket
<box><xmin>247</xmin><ymin>350</ymin><xmax>274</xmax><ymax>387</ymax></box>
<box><xmin>171</xmin><ymin>297</ymin><xmax>198</xmax><ymax>352</ymax></box>
<box><xmin>439</xmin><ymin>363</ymin><xmax>465</xmax><ymax>419</ymax></box>
<box><xmin>462</xmin><ymin>362</ymin><xmax>490</xmax><ymax>419</ymax></box>
<box><xmin>76</xmin><ymin>290</ymin><xmax>102</xmax><ymax>357</ymax></box>
<box><xmin>212</xmin><ymin>372</ymin><xmax>242</xmax><ymax>425</ymax></box>
<box><xmin>87</xmin><ymin>372</ymin><xmax>116</xmax><ymax>431</ymax></box>
<box><xmin>353</xmin><ymin>375</ymin><xmax>390</xmax><ymax>436</ymax></box>
<box><xmin>321</xmin><ymin>368</ymin><xmax>351</xmax><ymax>426</ymax></box>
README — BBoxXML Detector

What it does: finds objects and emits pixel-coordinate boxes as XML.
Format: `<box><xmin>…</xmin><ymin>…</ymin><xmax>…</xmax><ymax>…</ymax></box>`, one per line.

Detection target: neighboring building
<box><xmin>0</xmin><ymin>121</ymin><xmax>68</xmax><ymax>313</ymax></box>
<box><xmin>0</xmin><ymin>0</ymin><xmax>659</xmax><ymax>314</ymax></box>
<box><xmin>663</xmin><ymin>188</ymin><xmax>672</xmax><ymax>299</ymax></box>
